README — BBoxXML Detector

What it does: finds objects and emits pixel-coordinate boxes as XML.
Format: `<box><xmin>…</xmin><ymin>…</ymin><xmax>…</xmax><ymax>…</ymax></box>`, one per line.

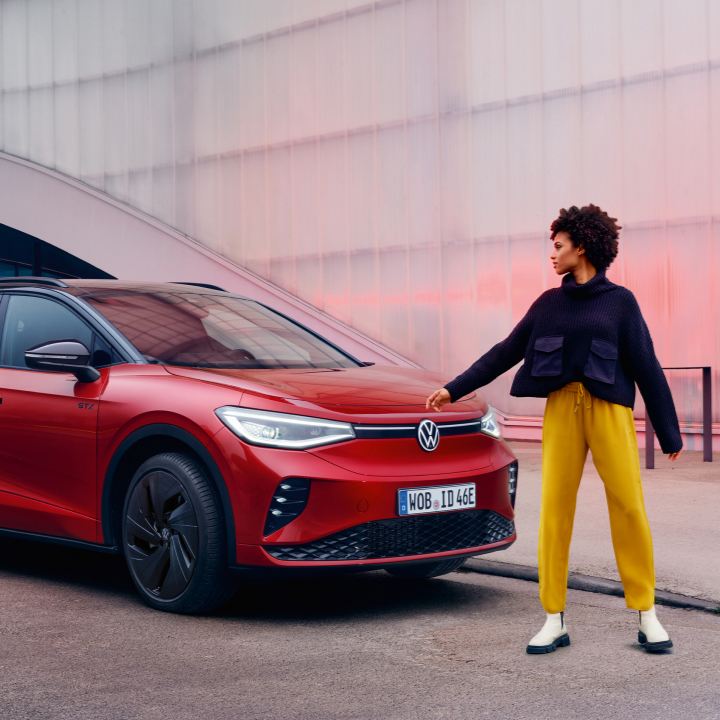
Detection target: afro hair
<box><xmin>550</xmin><ymin>204</ymin><xmax>621</xmax><ymax>272</ymax></box>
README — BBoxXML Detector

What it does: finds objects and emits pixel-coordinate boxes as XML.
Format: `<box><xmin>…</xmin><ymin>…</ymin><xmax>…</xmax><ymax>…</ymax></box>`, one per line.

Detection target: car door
<box><xmin>0</xmin><ymin>292</ymin><xmax>104</xmax><ymax>543</ymax></box>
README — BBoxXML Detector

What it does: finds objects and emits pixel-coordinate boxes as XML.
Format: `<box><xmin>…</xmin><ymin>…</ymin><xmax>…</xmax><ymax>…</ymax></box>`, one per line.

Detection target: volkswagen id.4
<box><xmin>0</xmin><ymin>277</ymin><xmax>518</xmax><ymax>613</ymax></box>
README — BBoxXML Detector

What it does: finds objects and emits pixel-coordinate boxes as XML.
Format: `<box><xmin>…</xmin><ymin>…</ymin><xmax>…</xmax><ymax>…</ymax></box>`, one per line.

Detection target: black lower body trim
<box><xmin>0</xmin><ymin>527</ymin><xmax>119</xmax><ymax>554</ymax></box>
<box><xmin>264</xmin><ymin>509</ymin><xmax>515</xmax><ymax>562</ymax></box>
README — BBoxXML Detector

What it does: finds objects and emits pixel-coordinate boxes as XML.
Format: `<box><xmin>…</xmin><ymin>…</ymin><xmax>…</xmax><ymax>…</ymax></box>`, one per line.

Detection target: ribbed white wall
<box><xmin>0</xmin><ymin>0</ymin><xmax>718</xmax><ymax>443</ymax></box>
<box><xmin>0</xmin><ymin>150</ymin><xmax>419</xmax><ymax>369</ymax></box>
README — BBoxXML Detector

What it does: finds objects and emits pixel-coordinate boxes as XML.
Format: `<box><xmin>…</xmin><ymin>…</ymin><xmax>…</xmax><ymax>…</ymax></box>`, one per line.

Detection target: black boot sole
<box><xmin>526</xmin><ymin>633</ymin><xmax>571</xmax><ymax>654</ymax></box>
<box><xmin>638</xmin><ymin>630</ymin><xmax>673</xmax><ymax>653</ymax></box>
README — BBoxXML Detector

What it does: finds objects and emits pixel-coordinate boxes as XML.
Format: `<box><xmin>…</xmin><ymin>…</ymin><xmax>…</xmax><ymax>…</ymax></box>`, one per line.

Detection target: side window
<box><xmin>91</xmin><ymin>333</ymin><xmax>121</xmax><ymax>368</ymax></box>
<box><xmin>0</xmin><ymin>295</ymin><xmax>94</xmax><ymax>370</ymax></box>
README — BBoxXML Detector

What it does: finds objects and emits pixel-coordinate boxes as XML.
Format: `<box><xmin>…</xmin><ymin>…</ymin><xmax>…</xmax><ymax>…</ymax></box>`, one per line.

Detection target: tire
<box><xmin>122</xmin><ymin>452</ymin><xmax>235</xmax><ymax>613</ymax></box>
<box><xmin>385</xmin><ymin>557</ymin><xmax>467</xmax><ymax>579</ymax></box>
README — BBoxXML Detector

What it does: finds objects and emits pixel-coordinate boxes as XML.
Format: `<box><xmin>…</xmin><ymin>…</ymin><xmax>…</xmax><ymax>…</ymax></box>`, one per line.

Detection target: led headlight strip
<box><xmin>215</xmin><ymin>407</ymin><xmax>356</xmax><ymax>449</ymax></box>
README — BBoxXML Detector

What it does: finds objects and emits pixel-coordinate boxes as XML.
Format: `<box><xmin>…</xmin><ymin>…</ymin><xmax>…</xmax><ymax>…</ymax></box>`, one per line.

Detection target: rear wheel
<box><xmin>122</xmin><ymin>452</ymin><xmax>235</xmax><ymax>613</ymax></box>
<box><xmin>385</xmin><ymin>557</ymin><xmax>467</xmax><ymax>579</ymax></box>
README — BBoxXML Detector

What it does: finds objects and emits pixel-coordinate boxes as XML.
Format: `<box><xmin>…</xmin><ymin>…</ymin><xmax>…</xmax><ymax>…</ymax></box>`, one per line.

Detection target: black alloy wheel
<box><xmin>122</xmin><ymin>452</ymin><xmax>235</xmax><ymax>613</ymax></box>
<box><xmin>385</xmin><ymin>557</ymin><xmax>467</xmax><ymax>579</ymax></box>
<box><xmin>124</xmin><ymin>468</ymin><xmax>198</xmax><ymax>600</ymax></box>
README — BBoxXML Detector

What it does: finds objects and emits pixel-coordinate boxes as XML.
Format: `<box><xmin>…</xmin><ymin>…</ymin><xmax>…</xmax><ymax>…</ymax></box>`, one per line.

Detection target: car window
<box><xmin>0</xmin><ymin>295</ymin><xmax>94</xmax><ymax>369</ymax></box>
<box><xmin>90</xmin><ymin>332</ymin><xmax>122</xmax><ymax>368</ymax></box>
<box><xmin>75</xmin><ymin>289</ymin><xmax>360</xmax><ymax>369</ymax></box>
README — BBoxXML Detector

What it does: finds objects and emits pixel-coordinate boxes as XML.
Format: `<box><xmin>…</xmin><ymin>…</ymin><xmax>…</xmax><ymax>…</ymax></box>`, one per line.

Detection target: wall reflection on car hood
<box><xmin>163</xmin><ymin>364</ymin><xmax>480</xmax><ymax>411</ymax></box>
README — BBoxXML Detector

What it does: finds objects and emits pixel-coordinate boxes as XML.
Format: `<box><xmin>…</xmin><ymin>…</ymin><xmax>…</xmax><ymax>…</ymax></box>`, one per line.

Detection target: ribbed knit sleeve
<box><xmin>620</xmin><ymin>293</ymin><xmax>683</xmax><ymax>454</ymax></box>
<box><xmin>443</xmin><ymin>302</ymin><xmax>536</xmax><ymax>402</ymax></box>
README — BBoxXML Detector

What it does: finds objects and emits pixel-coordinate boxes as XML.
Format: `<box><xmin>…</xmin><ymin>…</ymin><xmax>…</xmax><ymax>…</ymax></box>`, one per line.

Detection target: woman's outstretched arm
<box><xmin>442</xmin><ymin>309</ymin><xmax>534</xmax><ymax>402</ymax></box>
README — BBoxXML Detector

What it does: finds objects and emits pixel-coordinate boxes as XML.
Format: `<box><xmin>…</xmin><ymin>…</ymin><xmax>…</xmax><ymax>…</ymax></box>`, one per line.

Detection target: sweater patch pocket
<box><xmin>531</xmin><ymin>335</ymin><xmax>564</xmax><ymax>377</ymax></box>
<box><xmin>584</xmin><ymin>338</ymin><xmax>618</xmax><ymax>384</ymax></box>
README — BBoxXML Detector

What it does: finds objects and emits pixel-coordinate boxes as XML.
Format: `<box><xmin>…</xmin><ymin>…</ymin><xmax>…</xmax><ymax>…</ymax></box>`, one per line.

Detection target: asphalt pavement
<box><xmin>0</xmin><ymin>541</ymin><xmax>718</xmax><ymax>720</ymax></box>
<box><xmin>0</xmin><ymin>441</ymin><xmax>717</xmax><ymax>719</ymax></box>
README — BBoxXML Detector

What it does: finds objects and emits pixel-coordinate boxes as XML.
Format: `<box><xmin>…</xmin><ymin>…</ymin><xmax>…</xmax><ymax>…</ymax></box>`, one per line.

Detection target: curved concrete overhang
<box><xmin>0</xmin><ymin>152</ymin><xmax>418</xmax><ymax>369</ymax></box>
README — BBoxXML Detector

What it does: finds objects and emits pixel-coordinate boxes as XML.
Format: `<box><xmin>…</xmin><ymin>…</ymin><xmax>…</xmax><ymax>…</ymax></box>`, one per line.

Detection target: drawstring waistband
<box><xmin>562</xmin><ymin>382</ymin><xmax>593</xmax><ymax>413</ymax></box>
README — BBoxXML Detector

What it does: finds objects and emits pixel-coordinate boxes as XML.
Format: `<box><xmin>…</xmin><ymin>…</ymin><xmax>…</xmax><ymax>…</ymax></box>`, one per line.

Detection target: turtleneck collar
<box><xmin>561</xmin><ymin>269</ymin><xmax>615</xmax><ymax>298</ymax></box>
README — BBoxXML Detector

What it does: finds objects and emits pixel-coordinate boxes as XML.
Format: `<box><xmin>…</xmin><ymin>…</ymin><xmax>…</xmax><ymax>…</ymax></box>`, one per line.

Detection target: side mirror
<box><xmin>25</xmin><ymin>340</ymin><xmax>101</xmax><ymax>383</ymax></box>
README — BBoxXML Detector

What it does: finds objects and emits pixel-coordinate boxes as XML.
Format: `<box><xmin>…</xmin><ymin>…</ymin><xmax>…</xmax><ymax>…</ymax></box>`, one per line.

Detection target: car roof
<box><xmin>67</xmin><ymin>280</ymin><xmax>230</xmax><ymax>295</ymax></box>
<box><xmin>0</xmin><ymin>277</ymin><xmax>237</xmax><ymax>296</ymax></box>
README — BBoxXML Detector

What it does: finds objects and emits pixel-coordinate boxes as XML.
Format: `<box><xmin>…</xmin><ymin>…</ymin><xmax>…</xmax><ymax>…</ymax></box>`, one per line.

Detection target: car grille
<box><xmin>264</xmin><ymin>509</ymin><xmax>514</xmax><ymax>562</ymax></box>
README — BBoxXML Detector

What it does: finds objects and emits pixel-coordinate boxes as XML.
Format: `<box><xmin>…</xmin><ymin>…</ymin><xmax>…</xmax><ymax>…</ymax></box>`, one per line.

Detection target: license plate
<box><xmin>398</xmin><ymin>483</ymin><xmax>476</xmax><ymax>516</ymax></box>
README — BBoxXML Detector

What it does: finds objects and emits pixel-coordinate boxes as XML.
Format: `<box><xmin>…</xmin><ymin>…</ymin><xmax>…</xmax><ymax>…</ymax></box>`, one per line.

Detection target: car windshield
<box><xmin>76</xmin><ymin>288</ymin><xmax>360</xmax><ymax>369</ymax></box>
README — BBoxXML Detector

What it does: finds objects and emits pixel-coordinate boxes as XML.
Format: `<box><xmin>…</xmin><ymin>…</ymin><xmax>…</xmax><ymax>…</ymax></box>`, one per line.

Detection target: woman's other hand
<box><xmin>426</xmin><ymin>388</ymin><xmax>451</xmax><ymax>412</ymax></box>
<box><xmin>667</xmin><ymin>449</ymin><xmax>683</xmax><ymax>462</ymax></box>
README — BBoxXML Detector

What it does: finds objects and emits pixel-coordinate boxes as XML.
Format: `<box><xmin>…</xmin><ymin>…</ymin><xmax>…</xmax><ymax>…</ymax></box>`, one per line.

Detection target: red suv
<box><xmin>0</xmin><ymin>278</ymin><xmax>518</xmax><ymax>613</ymax></box>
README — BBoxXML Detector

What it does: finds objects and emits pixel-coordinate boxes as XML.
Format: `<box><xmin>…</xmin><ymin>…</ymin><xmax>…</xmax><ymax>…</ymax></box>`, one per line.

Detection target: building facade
<box><xmin>1</xmin><ymin>0</ymin><xmax>718</xmax><ymax>445</ymax></box>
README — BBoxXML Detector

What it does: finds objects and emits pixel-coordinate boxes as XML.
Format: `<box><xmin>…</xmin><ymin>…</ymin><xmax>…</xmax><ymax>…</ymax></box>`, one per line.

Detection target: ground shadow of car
<box><xmin>0</xmin><ymin>537</ymin><xmax>135</xmax><ymax>597</ymax></box>
<box><xmin>0</xmin><ymin>537</ymin><xmax>507</xmax><ymax>621</ymax></box>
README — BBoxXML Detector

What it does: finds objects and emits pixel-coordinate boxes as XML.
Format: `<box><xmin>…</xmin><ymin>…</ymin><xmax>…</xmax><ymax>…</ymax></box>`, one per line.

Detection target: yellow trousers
<box><xmin>539</xmin><ymin>382</ymin><xmax>655</xmax><ymax>613</ymax></box>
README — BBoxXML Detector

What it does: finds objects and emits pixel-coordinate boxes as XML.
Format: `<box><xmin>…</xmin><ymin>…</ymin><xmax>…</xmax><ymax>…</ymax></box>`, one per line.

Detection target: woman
<box><xmin>425</xmin><ymin>204</ymin><xmax>682</xmax><ymax>655</ymax></box>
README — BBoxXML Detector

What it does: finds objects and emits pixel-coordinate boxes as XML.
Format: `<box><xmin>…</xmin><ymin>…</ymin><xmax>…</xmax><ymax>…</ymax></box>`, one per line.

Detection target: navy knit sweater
<box><xmin>444</xmin><ymin>270</ymin><xmax>683</xmax><ymax>453</ymax></box>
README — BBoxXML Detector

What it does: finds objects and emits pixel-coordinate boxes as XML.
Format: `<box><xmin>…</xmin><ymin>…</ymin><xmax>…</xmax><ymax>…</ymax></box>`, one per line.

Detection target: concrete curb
<box><xmin>464</xmin><ymin>558</ymin><xmax>720</xmax><ymax>614</ymax></box>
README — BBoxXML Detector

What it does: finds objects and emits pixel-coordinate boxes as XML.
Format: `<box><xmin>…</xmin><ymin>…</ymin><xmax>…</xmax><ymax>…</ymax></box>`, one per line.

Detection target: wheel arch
<box><xmin>102</xmin><ymin>424</ymin><xmax>236</xmax><ymax>558</ymax></box>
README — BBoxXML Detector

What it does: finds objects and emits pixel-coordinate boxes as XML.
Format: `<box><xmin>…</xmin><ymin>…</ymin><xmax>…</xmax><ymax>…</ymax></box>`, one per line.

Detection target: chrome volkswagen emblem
<box><xmin>417</xmin><ymin>419</ymin><xmax>440</xmax><ymax>452</ymax></box>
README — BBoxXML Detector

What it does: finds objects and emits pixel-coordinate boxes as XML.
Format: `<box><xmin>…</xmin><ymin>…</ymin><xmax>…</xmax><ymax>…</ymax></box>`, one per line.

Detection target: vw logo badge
<box><xmin>417</xmin><ymin>419</ymin><xmax>440</xmax><ymax>452</ymax></box>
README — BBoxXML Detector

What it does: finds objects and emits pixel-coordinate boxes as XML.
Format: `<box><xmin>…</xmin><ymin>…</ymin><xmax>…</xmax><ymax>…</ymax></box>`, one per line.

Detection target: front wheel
<box><xmin>122</xmin><ymin>452</ymin><xmax>235</xmax><ymax>613</ymax></box>
<box><xmin>385</xmin><ymin>557</ymin><xmax>467</xmax><ymax>579</ymax></box>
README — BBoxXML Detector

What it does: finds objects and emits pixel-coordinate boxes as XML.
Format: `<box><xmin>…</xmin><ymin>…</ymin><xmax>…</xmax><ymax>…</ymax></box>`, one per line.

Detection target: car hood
<box><xmin>163</xmin><ymin>364</ymin><xmax>484</xmax><ymax>414</ymax></box>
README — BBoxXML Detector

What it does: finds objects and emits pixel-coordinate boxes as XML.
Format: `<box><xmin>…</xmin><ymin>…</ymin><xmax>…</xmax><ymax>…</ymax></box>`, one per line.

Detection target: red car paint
<box><xmin>0</xmin><ymin>281</ymin><xmax>517</xmax><ymax>571</ymax></box>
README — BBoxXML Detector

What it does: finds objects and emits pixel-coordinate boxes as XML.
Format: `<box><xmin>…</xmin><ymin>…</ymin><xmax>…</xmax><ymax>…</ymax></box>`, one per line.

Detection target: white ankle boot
<box><xmin>638</xmin><ymin>606</ymin><xmax>673</xmax><ymax>652</ymax></box>
<box><xmin>526</xmin><ymin>611</ymin><xmax>570</xmax><ymax>654</ymax></box>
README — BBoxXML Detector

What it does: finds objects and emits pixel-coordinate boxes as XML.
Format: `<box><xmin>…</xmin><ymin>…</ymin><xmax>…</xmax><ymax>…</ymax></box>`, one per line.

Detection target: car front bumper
<box><xmin>214</xmin><ymin>426</ymin><xmax>518</xmax><ymax>569</ymax></box>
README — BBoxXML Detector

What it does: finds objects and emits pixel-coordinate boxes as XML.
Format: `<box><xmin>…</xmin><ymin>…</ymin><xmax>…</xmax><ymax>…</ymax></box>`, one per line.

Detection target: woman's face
<box><xmin>550</xmin><ymin>231</ymin><xmax>583</xmax><ymax>275</ymax></box>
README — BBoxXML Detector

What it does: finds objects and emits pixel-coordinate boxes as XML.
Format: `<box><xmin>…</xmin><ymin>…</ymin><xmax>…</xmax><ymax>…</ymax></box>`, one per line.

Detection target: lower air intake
<box><xmin>264</xmin><ymin>509</ymin><xmax>514</xmax><ymax>561</ymax></box>
<box><xmin>263</xmin><ymin>478</ymin><xmax>310</xmax><ymax>536</ymax></box>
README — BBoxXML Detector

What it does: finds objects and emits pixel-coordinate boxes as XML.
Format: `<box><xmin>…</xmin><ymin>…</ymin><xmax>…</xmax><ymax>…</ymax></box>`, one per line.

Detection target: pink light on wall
<box><xmin>0</xmin><ymin>0</ymin><xmax>717</xmax><ymax>444</ymax></box>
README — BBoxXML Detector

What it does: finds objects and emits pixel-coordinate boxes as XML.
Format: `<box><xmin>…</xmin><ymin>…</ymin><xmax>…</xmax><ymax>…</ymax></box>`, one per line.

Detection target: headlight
<box><xmin>215</xmin><ymin>407</ymin><xmax>356</xmax><ymax>449</ymax></box>
<box><xmin>480</xmin><ymin>406</ymin><xmax>501</xmax><ymax>439</ymax></box>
